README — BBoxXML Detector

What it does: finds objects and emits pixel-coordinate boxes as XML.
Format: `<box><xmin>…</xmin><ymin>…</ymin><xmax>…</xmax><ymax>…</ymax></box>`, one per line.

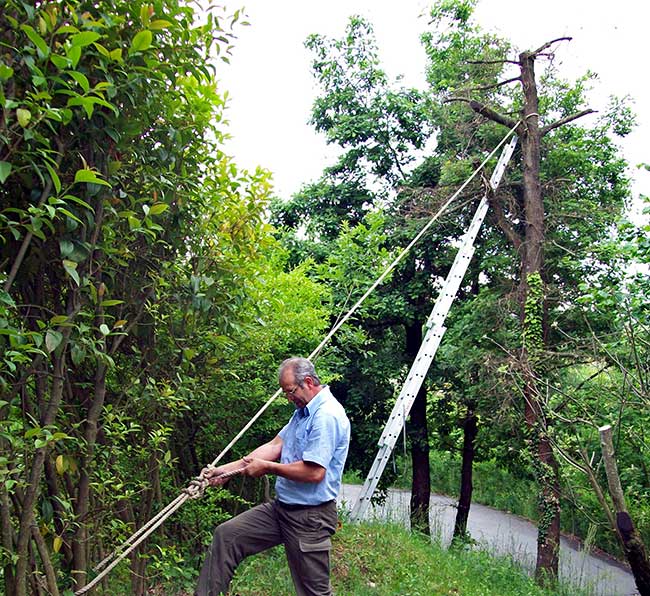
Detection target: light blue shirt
<box><xmin>276</xmin><ymin>385</ymin><xmax>350</xmax><ymax>505</ymax></box>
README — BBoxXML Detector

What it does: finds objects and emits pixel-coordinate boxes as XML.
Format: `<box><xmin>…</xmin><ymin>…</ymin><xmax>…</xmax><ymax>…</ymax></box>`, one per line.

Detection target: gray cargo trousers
<box><xmin>195</xmin><ymin>499</ymin><xmax>338</xmax><ymax>596</ymax></box>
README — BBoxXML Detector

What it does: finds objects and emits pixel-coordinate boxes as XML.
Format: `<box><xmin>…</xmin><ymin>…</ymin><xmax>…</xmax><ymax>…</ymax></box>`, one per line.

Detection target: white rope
<box><xmin>73</xmin><ymin>122</ymin><xmax>519</xmax><ymax>594</ymax></box>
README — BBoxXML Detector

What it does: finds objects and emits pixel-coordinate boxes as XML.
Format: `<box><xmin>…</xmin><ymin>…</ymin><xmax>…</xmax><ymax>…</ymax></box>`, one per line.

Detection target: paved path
<box><xmin>338</xmin><ymin>484</ymin><xmax>638</xmax><ymax>596</ymax></box>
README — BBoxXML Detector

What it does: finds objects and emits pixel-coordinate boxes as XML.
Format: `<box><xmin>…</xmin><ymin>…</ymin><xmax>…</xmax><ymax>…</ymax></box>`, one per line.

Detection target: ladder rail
<box><xmin>349</xmin><ymin>136</ymin><xmax>518</xmax><ymax>521</ymax></box>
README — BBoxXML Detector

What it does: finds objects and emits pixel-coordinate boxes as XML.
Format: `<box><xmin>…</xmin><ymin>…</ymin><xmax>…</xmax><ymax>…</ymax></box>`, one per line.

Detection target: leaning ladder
<box><xmin>349</xmin><ymin>136</ymin><xmax>518</xmax><ymax>521</ymax></box>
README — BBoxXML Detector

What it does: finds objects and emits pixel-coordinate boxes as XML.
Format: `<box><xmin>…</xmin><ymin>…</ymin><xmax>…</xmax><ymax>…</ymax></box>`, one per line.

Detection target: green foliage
<box><xmin>0</xmin><ymin>1</ymin><xmax>330</xmax><ymax>592</ymax></box>
<box><xmin>524</xmin><ymin>272</ymin><xmax>544</xmax><ymax>366</ymax></box>
<box><xmin>306</xmin><ymin>16</ymin><xmax>433</xmax><ymax>189</ymax></box>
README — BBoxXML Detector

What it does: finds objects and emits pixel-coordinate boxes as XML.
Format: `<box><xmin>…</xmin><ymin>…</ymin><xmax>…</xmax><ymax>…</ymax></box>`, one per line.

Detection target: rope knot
<box><xmin>183</xmin><ymin>465</ymin><xmax>217</xmax><ymax>499</ymax></box>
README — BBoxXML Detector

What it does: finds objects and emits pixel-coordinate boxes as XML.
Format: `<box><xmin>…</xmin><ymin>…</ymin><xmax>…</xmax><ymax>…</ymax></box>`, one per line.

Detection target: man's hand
<box><xmin>241</xmin><ymin>456</ymin><xmax>269</xmax><ymax>478</ymax></box>
<box><xmin>202</xmin><ymin>465</ymin><xmax>231</xmax><ymax>487</ymax></box>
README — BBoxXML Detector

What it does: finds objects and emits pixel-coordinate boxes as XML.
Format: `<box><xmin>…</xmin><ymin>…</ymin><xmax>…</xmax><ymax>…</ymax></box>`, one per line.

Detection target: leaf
<box><xmin>45</xmin><ymin>329</ymin><xmax>63</xmax><ymax>353</ymax></box>
<box><xmin>0</xmin><ymin>64</ymin><xmax>14</xmax><ymax>81</ymax></box>
<box><xmin>62</xmin><ymin>194</ymin><xmax>93</xmax><ymax>210</ymax></box>
<box><xmin>149</xmin><ymin>19</ymin><xmax>172</xmax><ymax>30</ymax></box>
<box><xmin>59</xmin><ymin>239</ymin><xmax>74</xmax><ymax>257</ymax></box>
<box><xmin>44</xmin><ymin>162</ymin><xmax>61</xmax><ymax>193</ymax></box>
<box><xmin>0</xmin><ymin>161</ymin><xmax>11</xmax><ymax>184</ymax></box>
<box><xmin>21</xmin><ymin>24</ymin><xmax>50</xmax><ymax>57</ymax></box>
<box><xmin>17</xmin><ymin>108</ymin><xmax>31</xmax><ymax>127</ymax></box>
<box><xmin>74</xmin><ymin>168</ymin><xmax>111</xmax><ymax>187</ymax></box>
<box><xmin>140</xmin><ymin>4</ymin><xmax>151</xmax><ymax>27</ymax></box>
<box><xmin>99</xmin><ymin>323</ymin><xmax>110</xmax><ymax>336</ymax></box>
<box><xmin>148</xmin><ymin>203</ymin><xmax>168</xmax><ymax>215</ymax></box>
<box><xmin>55</xmin><ymin>25</ymin><xmax>80</xmax><ymax>35</ymax></box>
<box><xmin>62</xmin><ymin>259</ymin><xmax>80</xmax><ymax>285</ymax></box>
<box><xmin>53</xmin><ymin>536</ymin><xmax>63</xmax><ymax>553</ymax></box>
<box><xmin>57</xmin><ymin>208</ymin><xmax>82</xmax><ymax>224</ymax></box>
<box><xmin>114</xmin><ymin>319</ymin><xmax>128</xmax><ymax>328</ymax></box>
<box><xmin>24</xmin><ymin>427</ymin><xmax>42</xmax><ymax>439</ymax></box>
<box><xmin>70</xmin><ymin>31</ymin><xmax>101</xmax><ymax>48</ymax></box>
<box><xmin>109</xmin><ymin>48</ymin><xmax>123</xmax><ymax>62</ymax></box>
<box><xmin>100</xmin><ymin>299</ymin><xmax>124</xmax><ymax>306</ymax></box>
<box><xmin>71</xmin><ymin>343</ymin><xmax>86</xmax><ymax>365</ymax></box>
<box><xmin>68</xmin><ymin>71</ymin><xmax>90</xmax><ymax>93</ymax></box>
<box><xmin>130</xmin><ymin>30</ymin><xmax>152</xmax><ymax>54</ymax></box>
<box><xmin>55</xmin><ymin>454</ymin><xmax>66</xmax><ymax>474</ymax></box>
<box><xmin>93</xmin><ymin>42</ymin><xmax>110</xmax><ymax>57</ymax></box>
<box><xmin>66</xmin><ymin>45</ymin><xmax>81</xmax><ymax>68</ymax></box>
<box><xmin>66</xmin><ymin>95</ymin><xmax>95</xmax><ymax>118</ymax></box>
<box><xmin>50</xmin><ymin>53</ymin><xmax>70</xmax><ymax>70</ymax></box>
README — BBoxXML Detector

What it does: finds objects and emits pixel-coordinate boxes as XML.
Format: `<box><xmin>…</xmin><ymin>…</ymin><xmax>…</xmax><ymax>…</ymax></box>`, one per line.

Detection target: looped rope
<box><xmin>183</xmin><ymin>465</ymin><xmax>216</xmax><ymax>499</ymax></box>
<box><xmin>183</xmin><ymin>465</ymin><xmax>248</xmax><ymax>499</ymax></box>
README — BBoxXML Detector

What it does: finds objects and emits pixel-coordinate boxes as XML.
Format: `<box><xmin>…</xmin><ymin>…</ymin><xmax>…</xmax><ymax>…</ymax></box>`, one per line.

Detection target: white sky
<box><xmin>218</xmin><ymin>0</ymin><xmax>649</xmax><ymax>217</ymax></box>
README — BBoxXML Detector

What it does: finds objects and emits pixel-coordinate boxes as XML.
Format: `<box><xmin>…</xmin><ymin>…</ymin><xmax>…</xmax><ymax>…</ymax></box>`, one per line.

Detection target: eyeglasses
<box><xmin>284</xmin><ymin>384</ymin><xmax>301</xmax><ymax>396</ymax></box>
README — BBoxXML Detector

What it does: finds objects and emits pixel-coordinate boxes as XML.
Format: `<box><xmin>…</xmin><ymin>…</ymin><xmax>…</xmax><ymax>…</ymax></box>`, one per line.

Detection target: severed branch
<box><xmin>529</xmin><ymin>36</ymin><xmax>573</xmax><ymax>58</ymax></box>
<box><xmin>541</xmin><ymin>109</ymin><xmax>596</xmax><ymax>136</ymax></box>
<box><xmin>487</xmin><ymin>191</ymin><xmax>522</xmax><ymax>251</ymax></box>
<box><xmin>445</xmin><ymin>97</ymin><xmax>518</xmax><ymax>129</ymax></box>
<box><xmin>467</xmin><ymin>58</ymin><xmax>521</xmax><ymax>66</ymax></box>
<box><xmin>471</xmin><ymin>76</ymin><xmax>521</xmax><ymax>92</ymax></box>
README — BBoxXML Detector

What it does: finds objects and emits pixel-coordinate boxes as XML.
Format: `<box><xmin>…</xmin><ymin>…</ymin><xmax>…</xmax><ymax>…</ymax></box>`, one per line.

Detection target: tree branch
<box><xmin>541</xmin><ymin>109</ymin><xmax>596</xmax><ymax>136</ymax></box>
<box><xmin>487</xmin><ymin>191</ymin><xmax>523</xmax><ymax>250</ymax></box>
<box><xmin>467</xmin><ymin>58</ymin><xmax>521</xmax><ymax>66</ymax></box>
<box><xmin>471</xmin><ymin>76</ymin><xmax>521</xmax><ymax>92</ymax></box>
<box><xmin>445</xmin><ymin>98</ymin><xmax>518</xmax><ymax>129</ymax></box>
<box><xmin>529</xmin><ymin>37</ymin><xmax>573</xmax><ymax>58</ymax></box>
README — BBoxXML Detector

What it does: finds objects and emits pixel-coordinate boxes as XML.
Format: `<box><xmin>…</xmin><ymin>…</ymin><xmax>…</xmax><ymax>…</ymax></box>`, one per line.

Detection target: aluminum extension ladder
<box><xmin>350</xmin><ymin>135</ymin><xmax>518</xmax><ymax>521</ymax></box>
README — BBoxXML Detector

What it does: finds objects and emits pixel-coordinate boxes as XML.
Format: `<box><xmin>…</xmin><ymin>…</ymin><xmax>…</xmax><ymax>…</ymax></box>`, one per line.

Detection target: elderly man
<box><xmin>196</xmin><ymin>357</ymin><xmax>351</xmax><ymax>596</ymax></box>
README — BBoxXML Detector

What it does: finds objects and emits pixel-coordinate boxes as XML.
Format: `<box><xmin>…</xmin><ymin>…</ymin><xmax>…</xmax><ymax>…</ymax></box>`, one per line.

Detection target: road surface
<box><xmin>338</xmin><ymin>483</ymin><xmax>638</xmax><ymax>596</ymax></box>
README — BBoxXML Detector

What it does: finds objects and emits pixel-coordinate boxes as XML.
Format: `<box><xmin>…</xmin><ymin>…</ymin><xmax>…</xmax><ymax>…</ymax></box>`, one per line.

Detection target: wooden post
<box><xmin>599</xmin><ymin>425</ymin><xmax>650</xmax><ymax>596</ymax></box>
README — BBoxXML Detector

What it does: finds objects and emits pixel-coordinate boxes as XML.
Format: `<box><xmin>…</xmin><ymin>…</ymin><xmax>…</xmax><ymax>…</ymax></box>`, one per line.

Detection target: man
<box><xmin>196</xmin><ymin>357</ymin><xmax>351</xmax><ymax>596</ymax></box>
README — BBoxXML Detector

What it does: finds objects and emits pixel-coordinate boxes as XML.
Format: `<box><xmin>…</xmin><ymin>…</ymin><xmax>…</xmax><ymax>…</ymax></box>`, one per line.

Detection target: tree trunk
<box><xmin>14</xmin><ymin>348</ymin><xmax>68</xmax><ymax>596</ymax></box>
<box><xmin>468</xmin><ymin>37</ymin><xmax>596</xmax><ymax>588</ymax></box>
<box><xmin>406</xmin><ymin>321</ymin><xmax>430</xmax><ymax>534</ymax></box>
<box><xmin>72</xmin><ymin>361</ymin><xmax>107</xmax><ymax>591</ymax></box>
<box><xmin>31</xmin><ymin>525</ymin><xmax>60</xmax><ymax>596</ymax></box>
<box><xmin>453</xmin><ymin>402</ymin><xmax>477</xmax><ymax>541</ymax></box>
<box><xmin>600</xmin><ymin>425</ymin><xmax>650</xmax><ymax>595</ymax></box>
<box><xmin>518</xmin><ymin>49</ymin><xmax>561</xmax><ymax>586</ymax></box>
<box><xmin>1</xmin><ymin>476</ymin><xmax>15</xmax><ymax>596</ymax></box>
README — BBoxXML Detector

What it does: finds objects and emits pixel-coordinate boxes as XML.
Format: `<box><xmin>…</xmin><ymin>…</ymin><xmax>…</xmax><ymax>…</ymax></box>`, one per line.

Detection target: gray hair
<box><xmin>278</xmin><ymin>357</ymin><xmax>321</xmax><ymax>386</ymax></box>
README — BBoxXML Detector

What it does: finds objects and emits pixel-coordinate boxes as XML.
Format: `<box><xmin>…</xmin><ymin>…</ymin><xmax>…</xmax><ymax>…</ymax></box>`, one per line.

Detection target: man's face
<box><xmin>280</xmin><ymin>371</ymin><xmax>308</xmax><ymax>409</ymax></box>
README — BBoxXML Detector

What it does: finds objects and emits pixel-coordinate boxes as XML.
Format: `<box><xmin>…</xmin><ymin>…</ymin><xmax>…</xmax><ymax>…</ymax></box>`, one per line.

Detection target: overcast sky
<box><xmin>218</xmin><ymin>0</ymin><xmax>648</xmax><ymax>216</ymax></box>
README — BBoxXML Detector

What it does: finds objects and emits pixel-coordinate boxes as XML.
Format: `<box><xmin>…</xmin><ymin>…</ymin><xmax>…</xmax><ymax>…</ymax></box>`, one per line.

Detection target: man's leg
<box><xmin>196</xmin><ymin>502</ymin><xmax>282</xmax><ymax>596</ymax></box>
<box><xmin>277</xmin><ymin>501</ymin><xmax>338</xmax><ymax>596</ymax></box>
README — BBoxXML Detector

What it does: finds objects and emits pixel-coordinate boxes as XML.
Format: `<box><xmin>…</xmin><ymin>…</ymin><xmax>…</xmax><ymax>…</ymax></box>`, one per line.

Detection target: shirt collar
<box><xmin>299</xmin><ymin>385</ymin><xmax>330</xmax><ymax>418</ymax></box>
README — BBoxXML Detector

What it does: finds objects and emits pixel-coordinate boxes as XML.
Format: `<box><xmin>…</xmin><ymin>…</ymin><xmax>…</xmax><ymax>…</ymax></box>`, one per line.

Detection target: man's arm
<box><xmin>247</xmin><ymin>434</ymin><xmax>283</xmax><ymax>461</ymax></box>
<box><xmin>204</xmin><ymin>435</ymin><xmax>283</xmax><ymax>486</ymax></box>
<box><xmin>243</xmin><ymin>458</ymin><xmax>325</xmax><ymax>483</ymax></box>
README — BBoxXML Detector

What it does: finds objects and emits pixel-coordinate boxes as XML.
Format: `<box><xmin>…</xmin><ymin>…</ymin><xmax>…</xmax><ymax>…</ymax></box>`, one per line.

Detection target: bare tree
<box><xmin>449</xmin><ymin>38</ymin><xmax>594</xmax><ymax>583</ymax></box>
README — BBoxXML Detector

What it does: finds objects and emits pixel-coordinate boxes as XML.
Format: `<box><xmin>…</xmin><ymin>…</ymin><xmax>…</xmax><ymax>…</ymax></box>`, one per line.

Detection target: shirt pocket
<box><xmin>294</xmin><ymin>422</ymin><xmax>311</xmax><ymax>456</ymax></box>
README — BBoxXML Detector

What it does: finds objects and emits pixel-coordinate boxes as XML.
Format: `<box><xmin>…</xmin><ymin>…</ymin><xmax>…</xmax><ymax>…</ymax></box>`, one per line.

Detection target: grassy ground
<box><xmin>224</xmin><ymin>520</ymin><xmax>587</xmax><ymax>596</ymax></box>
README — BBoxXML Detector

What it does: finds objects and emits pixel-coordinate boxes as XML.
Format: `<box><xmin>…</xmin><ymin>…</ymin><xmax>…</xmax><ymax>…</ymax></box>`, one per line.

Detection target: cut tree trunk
<box><xmin>600</xmin><ymin>425</ymin><xmax>650</xmax><ymax>596</ymax></box>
